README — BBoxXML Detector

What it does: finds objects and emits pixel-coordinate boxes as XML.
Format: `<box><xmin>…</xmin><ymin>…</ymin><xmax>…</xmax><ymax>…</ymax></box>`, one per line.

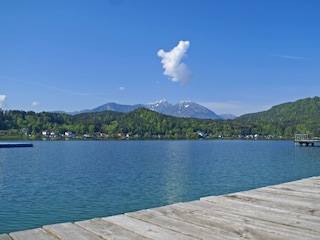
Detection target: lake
<box><xmin>0</xmin><ymin>140</ymin><xmax>320</xmax><ymax>233</ymax></box>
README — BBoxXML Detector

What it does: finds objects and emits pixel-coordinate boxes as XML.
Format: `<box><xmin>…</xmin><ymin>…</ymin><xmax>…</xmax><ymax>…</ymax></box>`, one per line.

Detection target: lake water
<box><xmin>1</xmin><ymin>140</ymin><xmax>320</xmax><ymax>233</ymax></box>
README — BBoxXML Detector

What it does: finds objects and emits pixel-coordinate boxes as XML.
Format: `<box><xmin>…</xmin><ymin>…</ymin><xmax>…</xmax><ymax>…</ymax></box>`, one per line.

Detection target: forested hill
<box><xmin>237</xmin><ymin>96</ymin><xmax>320</xmax><ymax>123</ymax></box>
<box><xmin>63</xmin><ymin>108</ymin><xmax>220</xmax><ymax>138</ymax></box>
<box><xmin>0</xmin><ymin>108</ymin><xmax>224</xmax><ymax>139</ymax></box>
<box><xmin>1</xmin><ymin>97</ymin><xmax>320</xmax><ymax>139</ymax></box>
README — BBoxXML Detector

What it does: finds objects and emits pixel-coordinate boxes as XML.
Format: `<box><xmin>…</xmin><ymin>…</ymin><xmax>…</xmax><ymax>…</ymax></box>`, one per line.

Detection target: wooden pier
<box><xmin>1</xmin><ymin>176</ymin><xmax>320</xmax><ymax>239</ymax></box>
<box><xmin>294</xmin><ymin>134</ymin><xmax>320</xmax><ymax>146</ymax></box>
<box><xmin>0</xmin><ymin>143</ymin><xmax>33</xmax><ymax>148</ymax></box>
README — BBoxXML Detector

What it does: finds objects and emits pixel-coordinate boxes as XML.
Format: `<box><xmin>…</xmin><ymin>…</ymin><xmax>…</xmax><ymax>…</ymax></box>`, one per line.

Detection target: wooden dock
<box><xmin>294</xmin><ymin>134</ymin><xmax>320</xmax><ymax>146</ymax></box>
<box><xmin>2</xmin><ymin>176</ymin><xmax>320</xmax><ymax>239</ymax></box>
<box><xmin>0</xmin><ymin>143</ymin><xmax>33</xmax><ymax>148</ymax></box>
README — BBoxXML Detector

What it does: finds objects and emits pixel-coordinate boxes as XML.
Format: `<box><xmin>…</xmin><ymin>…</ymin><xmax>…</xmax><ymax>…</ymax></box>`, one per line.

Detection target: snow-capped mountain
<box><xmin>162</xmin><ymin>101</ymin><xmax>221</xmax><ymax>119</ymax></box>
<box><xmin>144</xmin><ymin>99</ymin><xmax>173</xmax><ymax>113</ymax></box>
<box><xmin>67</xmin><ymin>100</ymin><xmax>225</xmax><ymax>119</ymax></box>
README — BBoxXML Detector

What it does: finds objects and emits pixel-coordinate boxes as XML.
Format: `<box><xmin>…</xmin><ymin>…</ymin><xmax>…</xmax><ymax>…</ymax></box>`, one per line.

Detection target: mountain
<box><xmin>90</xmin><ymin>102</ymin><xmax>144</xmax><ymax>113</ymax></box>
<box><xmin>143</xmin><ymin>99</ymin><xmax>221</xmax><ymax>119</ymax></box>
<box><xmin>144</xmin><ymin>99</ymin><xmax>173</xmax><ymax>113</ymax></box>
<box><xmin>236</xmin><ymin>96</ymin><xmax>320</xmax><ymax>122</ymax></box>
<box><xmin>62</xmin><ymin>103</ymin><xmax>144</xmax><ymax>115</ymax></box>
<box><xmin>69</xmin><ymin>99</ymin><xmax>221</xmax><ymax>119</ymax></box>
<box><xmin>162</xmin><ymin>101</ymin><xmax>221</xmax><ymax>119</ymax></box>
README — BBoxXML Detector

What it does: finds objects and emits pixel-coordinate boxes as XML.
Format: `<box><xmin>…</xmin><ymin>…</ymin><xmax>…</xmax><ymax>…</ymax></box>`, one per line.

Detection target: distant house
<box><xmin>100</xmin><ymin>133</ymin><xmax>107</xmax><ymax>138</ymax></box>
<box><xmin>42</xmin><ymin>130</ymin><xmax>50</xmax><ymax>136</ymax></box>
<box><xmin>50</xmin><ymin>131</ymin><xmax>58</xmax><ymax>137</ymax></box>
<box><xmin>198</xmin><ymin>131</ymin><xmax>207</xmax><ymax>138</ymax></box>
<box><xmin>65</xmin><ymin>131</ymin><xmax>74</xmax><ymax>137</ymax></box>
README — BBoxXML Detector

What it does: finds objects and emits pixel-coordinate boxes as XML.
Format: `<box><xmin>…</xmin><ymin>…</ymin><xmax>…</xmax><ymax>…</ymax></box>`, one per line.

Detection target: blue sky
<box><xmin>1</xmin><ymin>0</ymin><xmax>319</xmax><ymax>116</ymax></box>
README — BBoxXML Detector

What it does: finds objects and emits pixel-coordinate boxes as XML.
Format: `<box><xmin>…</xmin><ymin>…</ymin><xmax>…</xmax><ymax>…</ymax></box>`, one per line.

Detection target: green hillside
<box><xmin>1</xmin><ymin>97</ymin><xmax>320</xmax><ymax>139</ymax></box>
<box><xmin>237</xmin><ymin>96</ymin><xmax>320</xmax><ymax>123</ymax></box>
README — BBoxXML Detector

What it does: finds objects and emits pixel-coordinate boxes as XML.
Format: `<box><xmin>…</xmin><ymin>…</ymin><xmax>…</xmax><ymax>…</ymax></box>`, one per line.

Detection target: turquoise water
<box><xmin>0</xmin><ymin>140</ymin><xmax>320</xmax><ymax>233</ymax></box>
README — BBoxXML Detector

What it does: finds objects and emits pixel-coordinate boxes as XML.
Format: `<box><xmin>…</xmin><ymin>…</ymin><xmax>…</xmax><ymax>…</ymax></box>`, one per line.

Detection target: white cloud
<box><xmin>32</xmin><ymin>101</ymin><xmax>40</xmax><ymax>107</ymax></box>
<box><xmin>0</xmin><ymin>95</ymin><xmax>6</xmax><ymax>108</ymax></box>
<box><xmin>119</xmin><ymin>86</ymin><xmax>125</xmax><ymax>91</ymax></box>
<box><xmin>157</xmin><ymin>40</ymin><xmax>192</xmax><ymax>85</ymax></box>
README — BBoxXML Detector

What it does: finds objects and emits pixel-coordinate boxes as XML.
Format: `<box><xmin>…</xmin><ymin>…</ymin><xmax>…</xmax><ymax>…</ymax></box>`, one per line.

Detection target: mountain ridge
<box><xmin>55</xmin><ymin>96</ymin><xmax>320</xmax><ymax>122</ymax></box>
<box><xmin>64</xmin><ymin>99</ymin><xmax>236</xmax><ymax>120</ymax></box>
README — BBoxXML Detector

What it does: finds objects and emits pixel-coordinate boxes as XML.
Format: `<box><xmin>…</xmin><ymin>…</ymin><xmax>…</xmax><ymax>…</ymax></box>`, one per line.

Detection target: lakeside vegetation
<box><xmin>1</xmin><ymin>97</ymin><xmax>319</xmax><ymax>140</ymax></box>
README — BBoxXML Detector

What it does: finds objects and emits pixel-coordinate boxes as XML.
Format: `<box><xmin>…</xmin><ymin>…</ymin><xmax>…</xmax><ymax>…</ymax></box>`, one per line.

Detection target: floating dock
<box><xmin>0</xmin><ymin>143</ymin><xmax>33</xmax><ymax>148</ymax></box>
<box><xmin>294</xmin><ymin>134</ymin><xmax>320</xmax><ymax>146</ymax></box>
<box><xmin>1</xmin><ymin>176</ymin><xmax>320</xmax><ymax>239</ymax></box>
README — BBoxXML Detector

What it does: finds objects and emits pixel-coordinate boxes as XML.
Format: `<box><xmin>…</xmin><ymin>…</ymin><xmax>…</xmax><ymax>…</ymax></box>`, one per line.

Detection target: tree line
<box><xmin>0</xmin><ymin>108</ymin><xmax>318</xmax><ymax>139</ymax></box>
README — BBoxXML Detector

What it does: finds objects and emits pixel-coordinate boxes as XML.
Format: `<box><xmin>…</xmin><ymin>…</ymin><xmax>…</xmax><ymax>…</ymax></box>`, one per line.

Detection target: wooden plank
<box><xmin>9</xmin><ymin>228</ymin><xmax>58</xmax><ymax>240</ymax></box>
<box><xmin>75</xmin><ymin>218</ymin><xmax>152</xmax><ymax>240</ymax></box>
<box><xmin>148</xmin><ymin>206</ymin><xmax>239</xmax><ymax>239</ymax></box>
<box><xmin>303</xmin><ymin>176</ymin><xmax>320</xmax><ymax>183</ymax></box>
<box><xmin>211</xmin><ymin>191</ymin><xmax>320</xmax><ymax>217</ymax></box>
<box><xmin>206</xmin><ymin>182</ymin><xmax>320</xmax><ymax>215</ymax></box>
<box><xmin>181</xmin><ymin>200</ymin><xmax>320</xmax><ymax>240</ymax></box>
<box><xmin>127</xmin><ymin>209</ymin><xmax>233</xmax><ymax>240</ymax></box>
<box><xmin>43</xmin><ymin>222</ymin><xmax>102</xmax><ymax>240</ymax></box>
<box><xmin>200</xmin><ymin>196</ymin><xmax>320</xmax><ymax>234</ymax></box>
<box><xmin>289</xmin><ymin>177</ymin><xmax>320</xmax><ymax>185</ymax></box>
<box><xmin>103</xmin><ymin>214</ymin><xmax>197</xmax><ymax>240</ymax></box>
<box><xmin>271</xmin><ymin>182</ymin><xmax>320</xmax><ymax>194</ymax></box>
<box><xmin>204</xmin><ymin>193</ymin><xmax>320</xmax><ymax>224</ymax></box>
<box><xmin>181</xmin><ymin>202</ymin><xmax>280</xmax><ymax>239</ymax></box>
<box><xmin>255</xmin><ymin>186</ymin><xmax>320</xmax><ymax>200</ymax></box>
<box><xmin>148</xmin><ymin>204</ymin><xmax>285</xmax><ymax>240</ymax></box>
<box><xmin>276</xmin><ymin>178</ymin><xmax>320</xmax><ymax>187</ymax></box>
<box><xmin>233</xmin><ymin>189</ymin><xmax>320</xmax><ymax>209</ymax></box>
<box><xmin>0</xmin><ymin>234</ymin><xmax>12</xmax><ymax>240</ymax></box>
<box><xmin>269</xmin><ymin>184</ymin><xmax>320</xmax><ymax>195</ymax></box>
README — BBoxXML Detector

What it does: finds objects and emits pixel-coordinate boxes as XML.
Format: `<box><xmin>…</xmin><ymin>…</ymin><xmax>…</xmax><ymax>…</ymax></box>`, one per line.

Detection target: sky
<box><xmin>1</xmin><ymin>0</ymin><xmax>319</xmax><ymax>116</ymax></box>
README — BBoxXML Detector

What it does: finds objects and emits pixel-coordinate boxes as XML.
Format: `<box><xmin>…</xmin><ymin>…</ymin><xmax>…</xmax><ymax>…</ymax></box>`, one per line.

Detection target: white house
<box><xmin>42</xmin><ymin>130</ymin><xmax>50</xmax><ymax>136</ymax></box>
<box><xmin>65</xmin><ymin>131</ymin><xmax>74</xmax><ymax>137</ymax></box>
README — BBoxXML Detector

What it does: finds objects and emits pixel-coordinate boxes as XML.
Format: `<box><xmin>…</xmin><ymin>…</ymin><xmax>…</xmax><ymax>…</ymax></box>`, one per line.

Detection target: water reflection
<box><xmin>161</xmin><ymin>141</ymin><xmax>193</xmax><ymax>204</ymax></box>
